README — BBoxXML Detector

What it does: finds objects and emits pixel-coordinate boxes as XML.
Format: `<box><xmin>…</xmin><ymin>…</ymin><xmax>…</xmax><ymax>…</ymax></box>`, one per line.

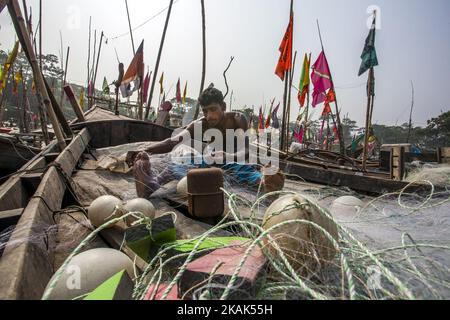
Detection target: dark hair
<box><xmin>198</xmin><ymin>86</ymin><xmax>224</xmax><ymax>107</ymax></box>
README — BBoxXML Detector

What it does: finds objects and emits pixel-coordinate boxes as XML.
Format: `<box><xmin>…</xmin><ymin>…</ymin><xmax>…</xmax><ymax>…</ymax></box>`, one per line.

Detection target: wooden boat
<box><xmin>0</xmin><ymin>108</ymin><xmax>175</xmax><ymax>299</ymax></box>
<box><xmin>0</xmin><ymin>105</ymin><xmax>436</xmax><ymax>300</ymax></box>
<box><xmin>0</xmin><ymin>133</ymin><xmax>41</xmax><ymax>182</ymax></box>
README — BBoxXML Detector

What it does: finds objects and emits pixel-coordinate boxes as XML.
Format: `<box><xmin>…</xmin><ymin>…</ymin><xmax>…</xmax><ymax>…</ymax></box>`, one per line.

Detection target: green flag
<box><xmin>358</xmin><ymin>16</ymin><xmax>378</xmax><ymax>76</ymax></box>
<box><xmin>102</xmin><ymin>77</ymin><xmax>110</xmax><ymax>94</ymax></box>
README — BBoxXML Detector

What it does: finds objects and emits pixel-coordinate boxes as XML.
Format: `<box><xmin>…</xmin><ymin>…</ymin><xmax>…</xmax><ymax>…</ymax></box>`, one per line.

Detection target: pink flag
<box><xmin>294</xmin><ymin>127</ymin><xmax>305</xmax><ymax>144</ymax></box>
<box><xmin>142</xmin><ymin>71</ymin><xmax>151</xmax><ymax>103</ymax></box>
<box><xmin>311</xmin><ymin>51</ymin><xmax>332</xmax><ymax>107</ymax></box>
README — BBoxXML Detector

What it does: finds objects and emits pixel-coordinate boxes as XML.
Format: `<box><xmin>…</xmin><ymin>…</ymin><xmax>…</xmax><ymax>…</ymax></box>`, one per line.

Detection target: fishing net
<box><xmin>39</xmin><ymin>143</ymin><xmax>450</xmax><ymax>300</ymax></box>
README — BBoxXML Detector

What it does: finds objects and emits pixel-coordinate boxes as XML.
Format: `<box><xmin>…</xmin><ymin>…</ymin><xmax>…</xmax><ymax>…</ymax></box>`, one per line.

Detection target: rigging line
<box><xmin>110</xmin><ymin>0</ymin><xmax>181</xmax><ymax>40</ymax></box>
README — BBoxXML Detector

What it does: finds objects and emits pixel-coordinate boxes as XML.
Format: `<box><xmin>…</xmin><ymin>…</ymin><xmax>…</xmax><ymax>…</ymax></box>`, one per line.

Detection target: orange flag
<box><xmin>275</xmin><ymin>14</ymin><xmax>293</xmax><ymax>81</ymax></box>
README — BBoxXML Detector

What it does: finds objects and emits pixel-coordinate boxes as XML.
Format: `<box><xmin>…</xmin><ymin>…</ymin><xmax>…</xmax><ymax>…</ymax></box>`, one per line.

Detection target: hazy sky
<box><xmin>1</xmin><ymin>0</ymin><xmax>449</xmax><ymax>127</ymax></box>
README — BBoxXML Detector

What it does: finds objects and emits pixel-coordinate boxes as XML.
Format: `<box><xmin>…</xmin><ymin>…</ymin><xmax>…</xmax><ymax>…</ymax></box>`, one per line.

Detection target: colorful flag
<box><xmin>159</xmin><ymin>72</ymin><xmax>164</xmax><ymax>95</ymax></box>
<box><xmin>142</xmin><ymin>71</ymin><xmax>151</xmax><ymax>104</ymax></box>
<box><xmin>120</xmin><ymin>40</ymin><xmax>144</xmax><ymax>98</ymax></box>
<box><xmin>0</xmin><ymin>41</ymin><xmax>20</xmax><ymax>94</ymax></box>
<box><xmin>358</xmin><ymin>15</ymin><xmax>378</xmax><ymax>76</ymax></box>
<box><xmin>294</xmin><ymin>127</ymin><xmax>305</xmax><ymax>144</ymax></box>
<box><xmin>258</xmin><ymin>107</ymin><xmax>264</xmax><ymax>131</ymax></box>
<box><xmin>311</xmin><ymin>51</ymin><xmax>332</xmax><ymax>107</ymax></box>
<box><xmin>322</xmin><ymin>103</ymin><xmax>332</xmax><ymax>116</ymax></box>
<box><xmin>182</xmin><ymin>81</ymin><xmax>188</xmax><ymax>104</ymax></box>
<box><xmin>271</xmin><ymin>103</ymin><xmax>281</xmax><ymax>129</ymax></box>
<box><xmin>102</xmin><ymin>77</ymin><xmax>110</xmax><ymax>95</ymax></box>
<box><xmin>298</xmin><ymin>54</ymin><xmax>310</xmax><ymax>107</ymax></box>
<box><xmin>264</xmin><ymin>99</ymin><xmax>275</xmax><ymax>129</ymax></box>
<box><xmin>13</xmin><ymin>69</ymin><xmax>23</xmax><ymax>95</ymax></box>
<box><xmin>275</xmin><ymin>14</ymin><xmax>293</xmax><ymax>81</ymax></box>
<box><xmin>176</xmin><ymin>78</ymin><xmax>182</xmax><ymax>103</ymax></box>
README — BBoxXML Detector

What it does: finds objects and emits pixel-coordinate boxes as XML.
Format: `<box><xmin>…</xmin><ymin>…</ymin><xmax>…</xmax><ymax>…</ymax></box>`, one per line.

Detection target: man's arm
<box><xmin>126</xmin><ymin>124</ymin><xmax>195</xmax><ymax>166</ymax></box>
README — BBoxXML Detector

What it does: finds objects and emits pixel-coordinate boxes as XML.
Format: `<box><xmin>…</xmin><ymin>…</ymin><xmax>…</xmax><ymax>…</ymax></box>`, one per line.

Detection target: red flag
<box><xmin>275</xmin><ymin>15</ymin><xmax>293</xmax><ymax>81</ymax></box>
<box><xmin>322</xmin><ymin>103</ymin><xmax>332</xmax><ymax>116</ymax></box>
<box><xmin>326</xmin><ymin>89</ymin><xmax>336</xmax><ymax>103</ymax></box>
<box><xmin>176</xmin><ymin>78</ymin><xmax>182</xmax><ymax>103</ymax></box>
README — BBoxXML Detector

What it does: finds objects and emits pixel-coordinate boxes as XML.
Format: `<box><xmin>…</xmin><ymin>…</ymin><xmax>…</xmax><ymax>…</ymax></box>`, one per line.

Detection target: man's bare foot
<box><xmin>133</xmin><ymin>152</ymin><xmax>159</xmax><ymax>198</ymax></box>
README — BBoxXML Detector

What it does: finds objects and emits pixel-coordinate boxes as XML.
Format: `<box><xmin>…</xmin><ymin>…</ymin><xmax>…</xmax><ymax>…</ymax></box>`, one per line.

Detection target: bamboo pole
<box><xmin>33</xmin><ymin>38</ymin><xmax>49</xmax><ymax>144</ymax></box>
<box><xmin>86</xmin><ymin>16</ymin><xmax>91</xmax><ymax>93</ymax></box>
<box><xmin>280</xmin><ymin>0</ymin><xmax>294</xmax><ymax>153</ymax></box>
<box><xmin>145</xmin><ymin>0</ymin><xmax>175</xmax><ymax>120</ymax></box>
<box><xmin>21</xmin><ymin>68</ymin><xmax>29</xmax><ymax>133</ymax></box>
<box><xmin>193</xmin><ymin>0</ymin><xmax>207</xmax><ymax>121</ymax></box>
<box><xmin>92</xmin><ymin>31</ymin><xmax>104</xmax><ymax>99</ymax></box>
<box><xmin>64</xmin><ymin>85</ymin><xmax>85</xmax><ymax>122</ymax></box>
<box><xmin>286</xmin><ymin>50</ymin><xmax>297</xmax><ymax>153</ymax></box>
<box><xmin>124</xmin><ymin>0</ymin><xmax>144</xmax><ymax>120</ymax></box>
<box><xmin>39</xmin><ymin>0</ymin><xmax>42</xmax><ymax>70</ymax></box>
<box><xmin>407</xmin><ymin>80</ymin><xmax>414</xmax><ymax>143</ymax></box>
<box><xmin>8</xmin><ymin>0</ymin><xmax>66</xmax><ymax>149</ymax></box>
<box><xmin>362</xmin><ymin>67</ymin><xmax>374</xmax><ymax>171</ymax></box>
<box><xmin>125</xmin><ymin>0</ymin><xmax>136</xmax><ymax>55</ymax></box>
<box><xmin>304</xmin><ymin>52</ymin><xmax>312</xmax><ymax>141</ymax></box>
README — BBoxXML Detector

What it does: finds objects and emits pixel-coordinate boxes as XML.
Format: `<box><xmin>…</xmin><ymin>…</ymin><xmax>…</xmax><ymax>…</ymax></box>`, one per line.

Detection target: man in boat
<box><xmin>126</xmin><ymin>85</ymin><xmax>285</xmax><ymax>199</ymax></box>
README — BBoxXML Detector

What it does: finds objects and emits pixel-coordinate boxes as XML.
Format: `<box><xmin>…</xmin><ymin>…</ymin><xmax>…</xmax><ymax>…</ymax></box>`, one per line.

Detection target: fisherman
<box><xmin>126</xmin><ymin>84</ymin><xmax>285</xmax><ymax>198</ymax></box>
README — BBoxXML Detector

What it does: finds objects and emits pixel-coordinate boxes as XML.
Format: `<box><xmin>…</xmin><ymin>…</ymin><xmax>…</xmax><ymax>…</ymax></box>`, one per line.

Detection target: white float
<box><xmin>330</xmin><ymin>196</ymin><xmax>364</xmax><ymax>219</ymax></box>
<box><xmin>176</xmin><ymin>176</ymin><xmax>188</xmax><ymax>196</ymax></box>
<box><xmin>44</xmin><ymin>248</ymin><xmax>134</xmax><ymax>300</ymax></box>
<box><xmin>88</xmin><ymin>195</ymin><xmax>124</xmax><ymax>228</ymax></box>
<box><xmin>124</xmin><ymin>198</ymin><xmax>156</xmax><ymax>225</ymax></box>
<box><xmin>262</xmin><ymin>194</ymin><xmax>338</xmax><ymax>273</ymax></box>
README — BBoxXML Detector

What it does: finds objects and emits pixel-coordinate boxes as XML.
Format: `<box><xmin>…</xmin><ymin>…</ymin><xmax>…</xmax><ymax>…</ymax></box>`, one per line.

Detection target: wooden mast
<box><xmin>39</xmin><ymin>0</ymin><xmax>42</xmax><ymax>70</ymax></box>
<box><xmin>124</xmin><ymin>0</ymin><xmax>144</xmax><ymax>120</ymax></box>
<box><xmin>304</xmin><ymin>52</ymin><xmax>312</xmax><ymax>142</ymax></box>
<box><xmin>316</xmin><ymin>20</ymin><xmax>345</xmax><ymax>155</ymax></box>
<box><xmin>193</xmin><ymin>0</ymin><xmax>207</xmax><ymax>121</ymax></box>
<box><xmin>362</xmin><ymin>67</ymin><xmax>374</xmax><ymax>170</ymax></box>
<box><xmin>286</xmin><ymin>50</ymin><xmax>297</xmax><ymax>153</ymax></box>
<box><xmin>407</xmin><ymin>80</ymin><xmax>414</xmax><ymax>143</ymax></box>
<box><xmin>280</xmin><ymin>0</ymin><xmax>294</xmax><ymax>153</ymax></box>
<box><xmin>145</xmin><ymin>0</ymin><xmax>175</xmax><ymax>120</ymax></box>
<box><xmin>8</xmin><ymin>0</ymin><xmax>66</xmax><ymax>149</ymax></box>
<box><xmin>92</xmin><ymin>31</ymin><xmax>104</xmax><ymax>102</ymax></box>
<box><xmin>362</xmin><ymin>11</ymin><xmax>378</xmax><ymax>171</ymax></box>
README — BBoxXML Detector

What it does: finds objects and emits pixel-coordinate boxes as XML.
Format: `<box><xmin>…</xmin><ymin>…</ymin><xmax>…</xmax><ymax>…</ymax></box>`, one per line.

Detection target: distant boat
<box><xmin>0</xmin><ymin>134</ymin><xmax>41</xmax><ymax>180</ymax></box>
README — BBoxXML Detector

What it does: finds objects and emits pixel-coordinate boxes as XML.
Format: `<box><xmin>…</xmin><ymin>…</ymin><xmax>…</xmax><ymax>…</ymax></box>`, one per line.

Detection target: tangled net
<box><xmin>37</xmin><ymin>167</ymin><xmax>450</xmax><ymax>300</ymax></box>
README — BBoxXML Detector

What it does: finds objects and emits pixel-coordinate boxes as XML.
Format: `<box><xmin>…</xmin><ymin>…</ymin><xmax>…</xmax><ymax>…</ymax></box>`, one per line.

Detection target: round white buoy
<box><xmin>262</xmin><ymin>194</ymin><xmax>338</xmax><ymax>274</ymax></box>
<box><xmin>330</xmin><ymin>196</ymin><xmax>364</xmax><ymax>219</ymax></box>
<box><xmin>176</xmin><ymin>176</ymin><xmax>188</xmax><ymax>196</ymax></box>
<box><xmin>44</xmin><ymin>248</ymin><xmax>134</xmax><ymax>300</ymax></box>
<box><xmin>88</xmin><ymin>195</ymin><xmax>124</xmax><ymax>228</ymax></box>
<box><xmin>124</xmin><ymin>198</ymin><xmax>156</xmax><ymax>226</ymax></box>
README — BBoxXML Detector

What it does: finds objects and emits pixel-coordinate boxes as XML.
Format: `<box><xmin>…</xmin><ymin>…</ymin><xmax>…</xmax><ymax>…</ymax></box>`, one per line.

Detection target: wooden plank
<box><xmin>438</xmin><ymin>147</ymin><xmax>450</xmax><ymax>164</ymax></box>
